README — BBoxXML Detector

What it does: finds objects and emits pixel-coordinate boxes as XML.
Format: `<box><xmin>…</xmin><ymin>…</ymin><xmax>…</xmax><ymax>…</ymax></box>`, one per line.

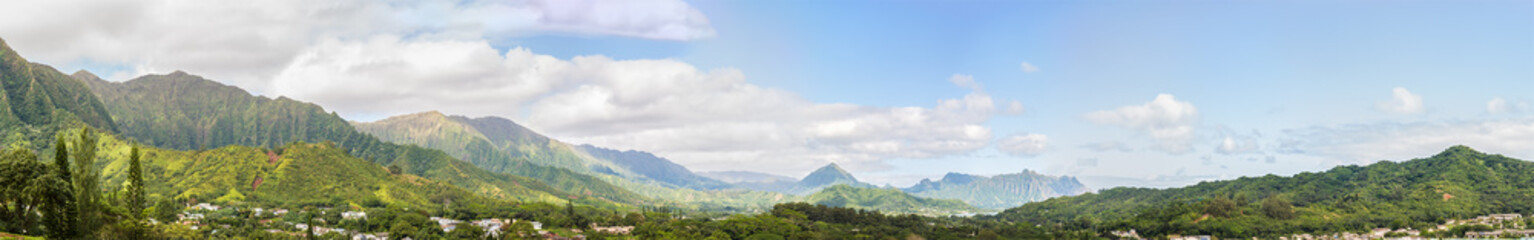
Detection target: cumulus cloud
<box><xmin>0</xmin><ymin>0</ymin><xmax>715</xmax><ymax>88</ymax></box>
<box><xmin>1487</xmin><ymin>97</ymin><xmax>1529</xmax><ymax>114</ymax></box>
<box><xmin>1214</xmin><ymin>136</ymin><xmax>1259</xmax><ymax>155</ymax></box>
<box><xmin>1086</xmin><ymin>94</ymin><xmax>1199</xmax><ymax>154</ymax></box>
<box><xmin>996</xmin><ymin>133</ymin><xmax>1049</xmax><ymax>157</ymax></box>
<box><xmin>270</xmin><ymin>36</ymin><xmax>1006</xmax><ymax>174</ymax></box>
<box><xmin>1020</xmin><ymin>62</ymin><xmax>1039</xmax><ymax>73</ymax></box>
<box><xmin>1280</xmin><ymin>118</ymin><xmax>1534</xmax><ymax>165</ymax></box>
<box><xmin>1376</xmin><ymin>87</ymin><xmax>1423</xmax><ymax>114</ymax></box>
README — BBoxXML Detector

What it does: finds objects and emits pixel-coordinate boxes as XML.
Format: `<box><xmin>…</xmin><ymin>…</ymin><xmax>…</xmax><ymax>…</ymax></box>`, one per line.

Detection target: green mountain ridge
<box><xmin>994</xmin><ymin>145</ymin><xmax>1534</xmax><ymax>238</ymax></box>
<box><xmin>0</xmin><ymin>37</ymin><xmax>116</xmax><ymax>150</ymax></box>
<box><xmin>80</xmin><ymin>129</ymin><xmax>518</xmax><ymax>209</ymax></box>
<box><xmin>354</xmin><ymin>111</ymin><xmax>791</xmax><ymax>211</ymax></box>
<box><xmin>904</xmin><ymin>171</ymin><xmax>1089</xmax><ymax>209</ymax></box>
<box><xmin>77</xmin><ymin>71</ymin><xmax>646</xmax><ymax>207</ymax></box>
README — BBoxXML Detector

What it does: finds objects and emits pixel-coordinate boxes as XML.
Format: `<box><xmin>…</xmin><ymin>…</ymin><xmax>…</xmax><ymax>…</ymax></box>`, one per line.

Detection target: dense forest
<box><xmin>993</xmin><ymin>145</ymin><xmax>1534</xmax><ymax>238</ymax></box>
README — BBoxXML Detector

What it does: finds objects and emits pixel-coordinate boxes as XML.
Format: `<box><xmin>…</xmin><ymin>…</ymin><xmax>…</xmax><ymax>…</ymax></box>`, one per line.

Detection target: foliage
<box><xmin>803</xmin><ymin>185</ymin><xmax>981</xmax><ymax>216</ymax></box>
<box><xmin>994</xmin><ymin>145</ymin><xmax>1534</xmax><ymax>238</ymax></box>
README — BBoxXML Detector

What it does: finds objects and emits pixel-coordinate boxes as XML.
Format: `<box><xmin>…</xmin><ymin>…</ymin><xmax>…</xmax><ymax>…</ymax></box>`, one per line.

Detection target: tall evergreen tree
<box><xmin>126</xmin><ymin>145</ymin><xmax>145</xmax><ymax>218</ymax></box>
<box><xmin>44</xmin><ymin>138</ymin><xmax>78</xmax><ymax>239</ymax></box>
<box><xmin>72</xmin><ymin>127</ymin><xmax>102</xmax><ymax>235</ymax></box>
<box><xmin>52</xmin><ymin>136</ymin><xmax>71</xmax><ymax>184</ymax></box>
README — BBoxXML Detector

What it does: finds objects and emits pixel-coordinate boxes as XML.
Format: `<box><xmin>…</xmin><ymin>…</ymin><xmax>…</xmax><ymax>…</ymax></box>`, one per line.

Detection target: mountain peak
<box><xmin>800</xmin><ymin>163</ymin><xmax>860</xmax><ymax>188</ymax></box>
<box><xmin>1434</xmin><ymin>145</ymin><xmax>1484</xmax><ymax>159</ymax></box>
<box><xmin>71</xmin><ymin>70</ymin><xmax>102</xmax><ymax>81</ymax></box>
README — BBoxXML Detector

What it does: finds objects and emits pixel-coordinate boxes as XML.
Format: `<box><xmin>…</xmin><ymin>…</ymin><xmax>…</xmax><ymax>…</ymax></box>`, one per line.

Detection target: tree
<box><xmin>73</xmin><ymin>127</ymin><xmax>103</xmax><ymax>235</ymax></box>
<box><xmin>44</xmin><ymin>137</ymin><xmax>78</xmax><ymax>239</ymax></box>
<box><xmin>152</xmin><ymin>198</ymin><xmax>179</xmax><ymax>223</ymax></box>
<box><xmin>39</xmin><ymin>172</ymin><xmax>77</xmax><ymax>239</ymax></box>
<box><xmin>449</xmin><ymin>222</ymin><xmax>487</xmax><ymax>239</ymax></box>
<box><xmin>126</xmin><ymin>145</ymin><xmax>146</xmax><ymax>219</ymax></box>
<box><xmin>502</xmin><ymin>221</ymin><xmax>536</xmax><ymax>239</ymax></box>
<box><xmin>1262</xmin><ymin>196</ymin><xmax>1295</xmax><ymax>220</ymax></box>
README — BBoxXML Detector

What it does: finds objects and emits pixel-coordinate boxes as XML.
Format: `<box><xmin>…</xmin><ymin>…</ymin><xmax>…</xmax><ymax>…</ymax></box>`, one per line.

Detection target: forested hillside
<box><xmin>904</xmin><ymin>171</ymin><xmax>1089</xmax><ymax>209</ymax></box>
<box><xmin>0</xmin><ymin>38</ymin><xmax>116</xmax><ymax>149</ymax></box>
<box><xmin>81</xmin><ymin>129</ymin><xmax>526</xmax><ymax>209</ymax></box>
<box><xmin>79</xmin><ymin>72</ymin><xmax>648</xmax><ymax>207</ymax></box>
<box><xmin>803</xmin><ymin>185</ymin><xmax>981</xmax><ymax>216</ymax></box>
<box><xmin>994</xmin><ymin>146</ymin><xmax>1534</xmax><ymax>238</ymax></box>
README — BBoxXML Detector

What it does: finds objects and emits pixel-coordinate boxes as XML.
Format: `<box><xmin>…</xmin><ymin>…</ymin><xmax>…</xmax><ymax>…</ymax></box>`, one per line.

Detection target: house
<box><xmin>1110</xmin><ymin>229</ymin><xmax>1141</xmax><ymax>239</ymax></box>
<box><xmin>272</xmin><ymin>209</ymin><xmax>290</xmax><ymax>215</ymax></box>
<box><xmin>253</xmin><ymin>208</ymin><xmax>265</xmax><ymax>216</ymax></box>
<box><xmin>430</xmin><ymin>217</ymin><xmax>462</xmax><ymax>232</ymax></box>
<box><xmin>192</xmin><ymin>203</ymin><xmax>221</xmax><ymax>211</ymax></box>
<box><xmin>591</xmin><ymin>225</ymin><xmax>634</xmax><ymax>235</ymax></box>
<box><xmin>1169</xmin><ymin>235</ymin><xmax>1211</xmax><ymax>240</ymax></box>
<box><xmin>342</xmin><ymin>211</ymin><xmax>367</xmax><ymax>220</ymax></box>
<box><xmin>473</xmin><ymin>219</ymin><xmax>505</xmax><ymax>234</ymax></box>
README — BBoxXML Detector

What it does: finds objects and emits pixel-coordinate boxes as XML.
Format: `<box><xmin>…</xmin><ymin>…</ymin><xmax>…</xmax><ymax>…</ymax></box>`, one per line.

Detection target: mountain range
<box><xmin>904</xmin><ymin>171</ymin><xmax>1089</xmax><ymax>209</ymax></box>
<box><xmin>0</xmin><ymin>35</ymin><xmax>1078</xmax><ymax>216</ymax></box>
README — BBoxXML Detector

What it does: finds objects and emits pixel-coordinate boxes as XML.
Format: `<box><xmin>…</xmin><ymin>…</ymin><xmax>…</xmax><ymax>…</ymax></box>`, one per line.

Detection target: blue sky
<box><xmin>503</xmin><ymin>0</ymin><xmax>1534</xmax><ymax>187</ymax></box>
<box><xmin>1</xmin><ymin>0</ymin><xmax>1530</xmax><ymax>188</ymax></box>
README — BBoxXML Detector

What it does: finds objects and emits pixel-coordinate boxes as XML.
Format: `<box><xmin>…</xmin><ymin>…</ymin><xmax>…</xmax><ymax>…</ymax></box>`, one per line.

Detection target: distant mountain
<box><xmin>804</xmin><ymin>185</ymin><xmax>980</xmax><ymax>216</ymax></box>
<box><xmin>699</xmin><ymin>171</ymin><xmax>796</xmax><ymax>184</ymax></box>
<box><xmin>728</xmin><ymin>163</ymin><xmax>880</xmax><ymax>195</ymax></box>
<box><xmin>80</xmin><ymin>73</ymin><xmax>646</xmax><ymax>207</ymax></box>
<box><xmin>903</xmin><ymin>171</ymin><xmax>1088</xmax><ymax>209</ymax></box>
<box><xmin>995</xmin><ymin>146</ymin><xmax>1534</xmax><ymax>238</ymax></box>
<box><xmin>574</xmin><ymin>144</ymin><xmax>733</xmax><ymax>190</ymax></box>
<box><xmin>794</xmin><ymin>163</ymin><xmax>878</xmax><ymax>194</ymax></box>
<box><xmin>355</xmin><ymin>111</ymin><xmax>792</xmax><ymax>211</ymax></box>
<box><xmin>0</xmin><ymin>37</ymin><xmax>117</xmax><ymax>149</ymax></box>
<box><xmin>354</xmin><ymin>111</ymin><xmax>730</xmax><ymax>191</ymax></box>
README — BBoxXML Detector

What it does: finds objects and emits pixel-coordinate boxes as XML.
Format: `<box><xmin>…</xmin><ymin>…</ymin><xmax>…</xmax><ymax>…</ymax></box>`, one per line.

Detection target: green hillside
<box><xmin>0</xmin><ymin>38</ymin><xmax>116</xmax><ymax>150</ymax></box>
<box><xmin>994</xmin><ymin>146</ymin><xmax>1534</xmax><ymax>238</ymax></box>
<box><xmin>78</xmin><ymin>72</ymin><xmax>647</xmax><ymax>207</ymax></box>
<box><xmin>354</xmin><ymin>111</ymin><xmax>786</xmax><ymax>211</ymax></box>
<box><xmin>904</xmin><ymin>171</ymin><xmax>1088</xmax><ymax>209</ymax></box>
<box><xmin>803</xmin><ymin>185</ymin><xmax>981</xmax><ymax>216</ymax></box>
<box><xmin>349</xmin><ymin>111</ymin><xmax>646</xmax><ymax>205</ymax></box>
<box><xmin>84</xmin><ymin>130</ymin><xmax>520</xmax><ymax>209</ymax></box>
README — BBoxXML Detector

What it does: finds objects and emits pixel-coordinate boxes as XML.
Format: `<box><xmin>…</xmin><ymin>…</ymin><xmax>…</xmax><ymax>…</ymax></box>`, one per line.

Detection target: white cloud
<box><xmin>1280</xmin><ymin>118</ymin><xmax>1534</xmax><ymax>165</ymax></box>
<box><xmin>1020</xmin><ymin>62</ymin><xmax>1039</xmax><ymax>73</ymax></box>
<box><xmin>275</xmin><ymin>37</ymin><xmax>1006</xmax><ymax>175</ymax></box>
<box><xmin>0</xmin><ymin>0</ymin><xmax>715</xmax><ymax>89</ymax></box>
<box><xmin>996</xmin><ymin>133</ymin><xmax>1048</xmax><ymax>157</ymax></box>
<box><xmin>1005</xmin><ymin>100</ymin><xmax>1025</xmax><ymax>115</ymax></box>
<box><xmin>1487</xmin><ymin>97</ymin><xmax>1529</xmax><ymax>114</ymax></box>
<box><xmin>1214</xmin><ymin>136</ymin><xmax>1259</xmax><ymax>155</ymax></box>
<box><xmin>1488</xmin><ymin>98</ymin><xmax>1509</xmax><ymax>114</ymax></box>
<box><xmin>1086</xmin><ymin>94</ymin><xmax>1199</xmax><ymax>154</ymax></box>
<box><xmin>1376</xmin><ymin>87</ymin><xmax>1423</xmax><ymax>114</ymax></box>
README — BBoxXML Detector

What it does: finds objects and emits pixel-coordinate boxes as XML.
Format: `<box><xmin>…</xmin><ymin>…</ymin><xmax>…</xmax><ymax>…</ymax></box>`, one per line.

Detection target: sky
<box><xmin>1</xmin><ymin>0</ymin><xmax>1530</xmax><ymax>189</ymax></box>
